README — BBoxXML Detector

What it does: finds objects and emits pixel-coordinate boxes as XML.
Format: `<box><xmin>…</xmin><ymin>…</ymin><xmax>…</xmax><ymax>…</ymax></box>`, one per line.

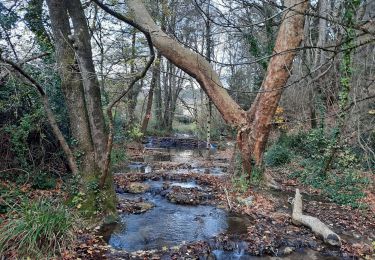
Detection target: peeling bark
<box><xmin>243</xmin><ymin>0</ymin><xmax>309</xmax><ymax>170</ymax></box>
<box><xmin>95</xmin><ymin>0</ymin><xmax>308</xmax><ymax>186</ymax></box>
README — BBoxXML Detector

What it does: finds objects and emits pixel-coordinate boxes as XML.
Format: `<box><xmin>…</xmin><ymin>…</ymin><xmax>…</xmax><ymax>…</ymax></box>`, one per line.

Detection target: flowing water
<box><xmin>106</xmin><ymin>137</ymin><xmax>342</xmax><ymax>259</ymax></box>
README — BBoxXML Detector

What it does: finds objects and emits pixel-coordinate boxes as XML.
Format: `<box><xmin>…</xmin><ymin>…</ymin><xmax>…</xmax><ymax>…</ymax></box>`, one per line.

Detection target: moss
<box><xmin>75</xmin><ymin>168</ymin><xmax>118</xmax><ymax>221</ymax></box>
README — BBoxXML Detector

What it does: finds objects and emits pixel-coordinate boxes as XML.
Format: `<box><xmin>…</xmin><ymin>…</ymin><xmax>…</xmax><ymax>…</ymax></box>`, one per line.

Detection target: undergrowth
<box><xmin>0</xmin><ymin>199</ymin><xmax>75</xmax><ymax>258</ymax></box>
<box><xmin>231</xmin><ymin>152</ymin><xmax>263</xmax><ymax>191</ymax></box>
<box><xmin>266</xmin><ymin>129</ymin><xmax>371</xmax><ymax>208</ymax></box>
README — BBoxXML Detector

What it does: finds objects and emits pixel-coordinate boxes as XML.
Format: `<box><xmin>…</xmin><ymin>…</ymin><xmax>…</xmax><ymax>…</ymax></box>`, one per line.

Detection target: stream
<box><xmin>105</xmin><ymin>137</ymin><xmax>343</xmax><ymax>259</ymax></box>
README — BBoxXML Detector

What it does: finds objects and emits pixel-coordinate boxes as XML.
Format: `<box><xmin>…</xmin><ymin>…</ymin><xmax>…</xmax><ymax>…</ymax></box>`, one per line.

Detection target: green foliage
<box><xmin>0</xmin><ymin>2</ymin><xmax>18</xmax><ymax>32</ymax></box>
<box><xmin>0</xmin><ymin>183</ymin><xmax>27</xmax><ymax>214</ymax></box>
<box><xmin>231</xmin><ymin>152</ymin><xmax>250</xmax><ymax>192</ymax></box>
<box><xmin>127</xmin><ymin>125</ymin><xmax>143</xmax><ymax>141</ymax></box>
<box><xmin>232</xmin><ymin>174</ymin><xmax>250</xmax><ymax>193</ymax></box>
<box><xmin>4</xmin><ymin>108</ymin><xmax>45</xmax><ymax>169</ymax></box>
<box><xmin>145</xmin><ymin>124</ymin><xmax>170</xmax><ymax>137</ymax></box>
<box><xmin>111</xmin><ymin>146</ymin><xmax>127</xmax><ymax>165</ymax></box>
<box><xmin>31</xmin><ymin>171</ymin><xmax>57</xmax><ymax>190</ymax></box>
<box><xmin>280</xmin><ymin>130</ymin><xmax>371</xmax><ymax>207</ymax></box>
<box><xmin>172</xmin><ymin>121</ymin><xmax>198</xmax><ymax>136</ymax></box>
<box><xmin>0</xmin><ymin>199</ymin><xmax>74</xmax><ymax>258</ymax></box>
<box><xmin>265</xmin><ymin>143</ymin><xmax>293</xmax><ymax>166</ymax></box>
<box><xmin>290</xmin><ymin>169</ymin><xmax>368</xmax><ymax>208</ymax></box>
<box><xmin>250</xmin><ymin>166</ymin><xmax>263</xmax><ymax>186</ymax></box>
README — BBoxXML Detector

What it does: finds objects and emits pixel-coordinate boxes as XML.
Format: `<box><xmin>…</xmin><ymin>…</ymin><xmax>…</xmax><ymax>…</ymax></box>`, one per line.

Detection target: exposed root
<box><xmin>292</xmin><ymin>189</ymin><xmax>341</xmax><ymax>246</ymax></box>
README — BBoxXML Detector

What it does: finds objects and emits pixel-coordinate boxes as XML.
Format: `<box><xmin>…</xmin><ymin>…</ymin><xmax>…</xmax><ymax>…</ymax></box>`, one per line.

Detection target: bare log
<box><xmin>292</xmin><ymin>189</ymin><xmax>341</xmax><ymax>246</ymax></box>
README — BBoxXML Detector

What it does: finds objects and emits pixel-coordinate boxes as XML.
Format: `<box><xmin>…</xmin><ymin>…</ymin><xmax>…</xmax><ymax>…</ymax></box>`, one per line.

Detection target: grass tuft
<box><xmin>0</xmin><ymin>198</ymin><xmax>74</xmax><ymax>258</ymax></box>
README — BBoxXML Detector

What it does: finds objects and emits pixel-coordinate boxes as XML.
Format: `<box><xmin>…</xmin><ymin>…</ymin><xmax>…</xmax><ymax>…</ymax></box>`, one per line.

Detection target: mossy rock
<box><xmin>126</xmin><ymin>182</ymin><xmax>150</xmax><ymax>193</ymax></box>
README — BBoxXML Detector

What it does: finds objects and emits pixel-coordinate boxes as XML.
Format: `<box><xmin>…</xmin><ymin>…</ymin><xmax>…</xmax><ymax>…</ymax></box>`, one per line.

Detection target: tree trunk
<box><xmin>98</xmin><ymin>0</ymin><xmax>307</xmax><ymax>186</ymax></box>
<box><xmin>126</xmin><ymin>30</ymin><xmax>141</xmax><ymax>129</ymax></box>
<box><xmin>141</xmin><ymin>56</ymin><xmax>160</xmax><ymax>133</ymax></box>
<box><xmin>65</xmin><ymin>0</ymin><xmax>108</xmax><ymax>171</ymax></box>
<box><xmin>155</xmin><ymin>58</ymin><xmax>163</xmax><ymax>130</ymax></box>
<box><xmin>237</xmin><ymin>0</ymin><xmax>309</xmax><ymax>174</ymax></box>
<box><xmin>205</xmin><ymin>0</ymin><xmax>212</xmax><ymax>151</ymax></box>
<box><xmin>46</xmin><ymin>0</ymin><xmax>117</xmax><ymax>220</ymax></box>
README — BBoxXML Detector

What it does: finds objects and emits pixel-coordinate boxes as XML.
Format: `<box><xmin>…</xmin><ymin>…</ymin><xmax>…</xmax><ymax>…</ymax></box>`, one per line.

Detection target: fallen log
<box><xmin>292</xmin><ymin>189</ymin><xmax>341</xmax><ymax>246</ymax></box>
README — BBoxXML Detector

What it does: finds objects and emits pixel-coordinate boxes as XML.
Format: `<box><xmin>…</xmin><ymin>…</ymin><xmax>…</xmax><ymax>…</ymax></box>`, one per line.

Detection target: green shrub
<box><xmin>265</xmin><ymin>144</ymin><xmax>292</xmax><ymax>166</ymax></box>
<box><xmin>232</xmin><ymin>174</ymin><xmax>250</xmax><ymax>193</ymax></box>
<box><xmin>0</xmin><ymin>199</ymin><xmax>74</xmax><ymax>258</ymax></box>
<box><xmin>31</xmin><ymin>171</ymin><xmax>57</xmax><ymax>190</ymax></box>
<box><xmin>231</xmin><ymin>152</ymin><xmax>250</xmax><ymax>192</ymax></box>
<box><xmin>282</xmin><ymin>129</ymin><xmax>370</xmax><ymax>207</ymax></box>
<box><xmin>111</xmin><ymin>147</ymin><xmax>127</xmax><ymax>165</ymax></box>
<box><xmin>127</xmin><ymin>125</ymin><xmax>143</xmax><ymax>141</ymax></box>
<box><xmin>250</xmin><ymin>166</ymin><xmax>263</xmax><ymax>185</ymax></box>
<box><xmin>289</xmin><ymin>159</ymin><xmax>369</xmax><ymax>208</ymax></box>
<box><xmin>0</xmin><ymin>183</ymin><xmax>27</xmax><ymax>214</ymax></box>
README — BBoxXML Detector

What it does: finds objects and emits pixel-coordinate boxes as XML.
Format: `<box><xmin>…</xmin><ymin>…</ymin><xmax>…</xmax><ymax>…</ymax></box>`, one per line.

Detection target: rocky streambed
<box><xmin>99</xmin><ymin>137</ymin><xmax>373</xmax><ymax>259</ymax></box>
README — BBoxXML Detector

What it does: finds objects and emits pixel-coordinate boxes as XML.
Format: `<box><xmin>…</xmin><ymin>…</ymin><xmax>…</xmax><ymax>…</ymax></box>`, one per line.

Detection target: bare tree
<box><xmin>94</xmin><ymin>0</ymin><xmax>308</xmax><ymax>186</ymax></box>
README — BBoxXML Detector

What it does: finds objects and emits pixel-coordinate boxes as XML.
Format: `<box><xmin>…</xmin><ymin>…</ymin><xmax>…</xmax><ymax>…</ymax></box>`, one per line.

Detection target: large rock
<box><xmin>126</xmin><ymin>182</ymin><xmax>150</xmax><ymax>193</ymax></box>
<box><xmin>118</xmin><ymin>199</ymin><xmax>154</xmax><ymax>214</ymax></box>
<box><xmin>166</xmin><ymin>186</ymin><xmax>211</xmax><ymax>205</ymax></box>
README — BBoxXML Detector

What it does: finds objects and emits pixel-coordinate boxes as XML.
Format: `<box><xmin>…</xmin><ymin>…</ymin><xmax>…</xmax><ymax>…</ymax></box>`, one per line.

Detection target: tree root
<box><xmin>292</xmin><ymin>189</ymin><xmax>341</xmax><ymax>246</ymax></box>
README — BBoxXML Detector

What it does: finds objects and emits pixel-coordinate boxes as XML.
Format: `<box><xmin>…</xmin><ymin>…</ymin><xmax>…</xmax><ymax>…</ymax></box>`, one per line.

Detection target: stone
<box><xmin>115</xmin><ymin>187</ymin><xmax>125</xmax><ymax>194</ymax></box>
<box><xmin>282</xmin><ymin>246</ymin><xmax>295</xmax><ymax>255</ymax></box>
<box><xmin>166</xmin><ymin>187</ymin><xmax>208</xmax><ymax>205</ymax></box>
<box><xmin>135</xmin><ymin>202</ymin><xmax>154</xmax><ymax>213</ymax></box>
<box><xmin>127</xmin><ymin>182</ymin><xmax>150</xmax><ymax>193</ymax></box>
<box><xmin>236</xmin><ymin>196</ymin><xmax>254</xmax><ymax>206</ymax></box>
<box><xmin>118</xmin><ymin>200</ymin><xmax>154</xmax><ymax>214</ymax></box>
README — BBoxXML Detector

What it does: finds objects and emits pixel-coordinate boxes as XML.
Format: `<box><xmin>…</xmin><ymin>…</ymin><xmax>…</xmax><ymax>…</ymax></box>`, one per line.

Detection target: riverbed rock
<box><xmin>166</xmin><ymin>186</ymin><xmax>210</xmax><ymax>205</ymax></box>
<box><xmin>118</xmin><ymin>199</ymin><xmax>154</xmax><ymax>214</ymax></box>
<box><xmin>236</xmin><ymin>196</ymin><xmax>254</xmax><ymax>206</ymax></box>
<box><xmin>115</xmin><ymin>187</ymin><xmax>125</xmax><ymax>194</ymax></box>
<box><xmin>282</xmin><ymin>246</ymin><xmax>295</xmax><ymax>255</ymax></box>
<box><xmin>127</xmin><ymin>182</ymin><xmax>150</xmax><ymax>193</ymax></box>
<box><xmin>136</xmin><ymin>202</ymin><xmax>154</xmax><ymax>213</ymax></box>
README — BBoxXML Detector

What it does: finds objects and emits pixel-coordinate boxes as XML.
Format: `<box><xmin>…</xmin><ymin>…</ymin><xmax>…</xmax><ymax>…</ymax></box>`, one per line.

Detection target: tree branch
<box><xmin>0</xmin><ymin>56</ymin><xmax>79</xmax><ymax>176</ymax></box>
<box><xmin>93</xmin><ymin>0</ymin><xmax>156</xmax><ymax>188</ymax></box>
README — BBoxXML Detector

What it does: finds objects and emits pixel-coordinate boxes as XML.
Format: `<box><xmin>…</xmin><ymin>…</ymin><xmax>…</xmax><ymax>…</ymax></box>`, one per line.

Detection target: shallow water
<box><xmin>108</xmin><ymin>138</ymin><xmax>342</xmax><ymax>259</ymax></box>
<box><xmin>144</xmin><ymin>148</ymin><xmax>211</xmax><ymax>163</ymax></box>
<box><xmin>109</xmin><ymin>193</ymin><xmax>246</xmax><ymax>251</ymax></box>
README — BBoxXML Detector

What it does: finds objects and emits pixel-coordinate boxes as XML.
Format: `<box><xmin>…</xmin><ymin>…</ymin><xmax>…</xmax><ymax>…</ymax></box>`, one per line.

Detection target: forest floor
<box><xmin>1</xmin><ymin>139</ymin><xmax>374</xmax><ymax>259</ymax></box>
<box><xmin>70</xmin><ymin>139</ymin><xmax>375</xmax><ymax>260</ymax></box>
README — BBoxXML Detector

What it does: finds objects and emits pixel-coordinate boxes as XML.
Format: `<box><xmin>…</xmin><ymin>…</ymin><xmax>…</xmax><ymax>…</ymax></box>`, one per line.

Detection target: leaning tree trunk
<box><xmin>95</xmin><ymin>0</ymin><xmax>308</xmax><ymax>186</ymax></box>
<box><xmin>238</xmin><ymin>0</ymin><xmax>308</xmax><ymax>175</ymax></box>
